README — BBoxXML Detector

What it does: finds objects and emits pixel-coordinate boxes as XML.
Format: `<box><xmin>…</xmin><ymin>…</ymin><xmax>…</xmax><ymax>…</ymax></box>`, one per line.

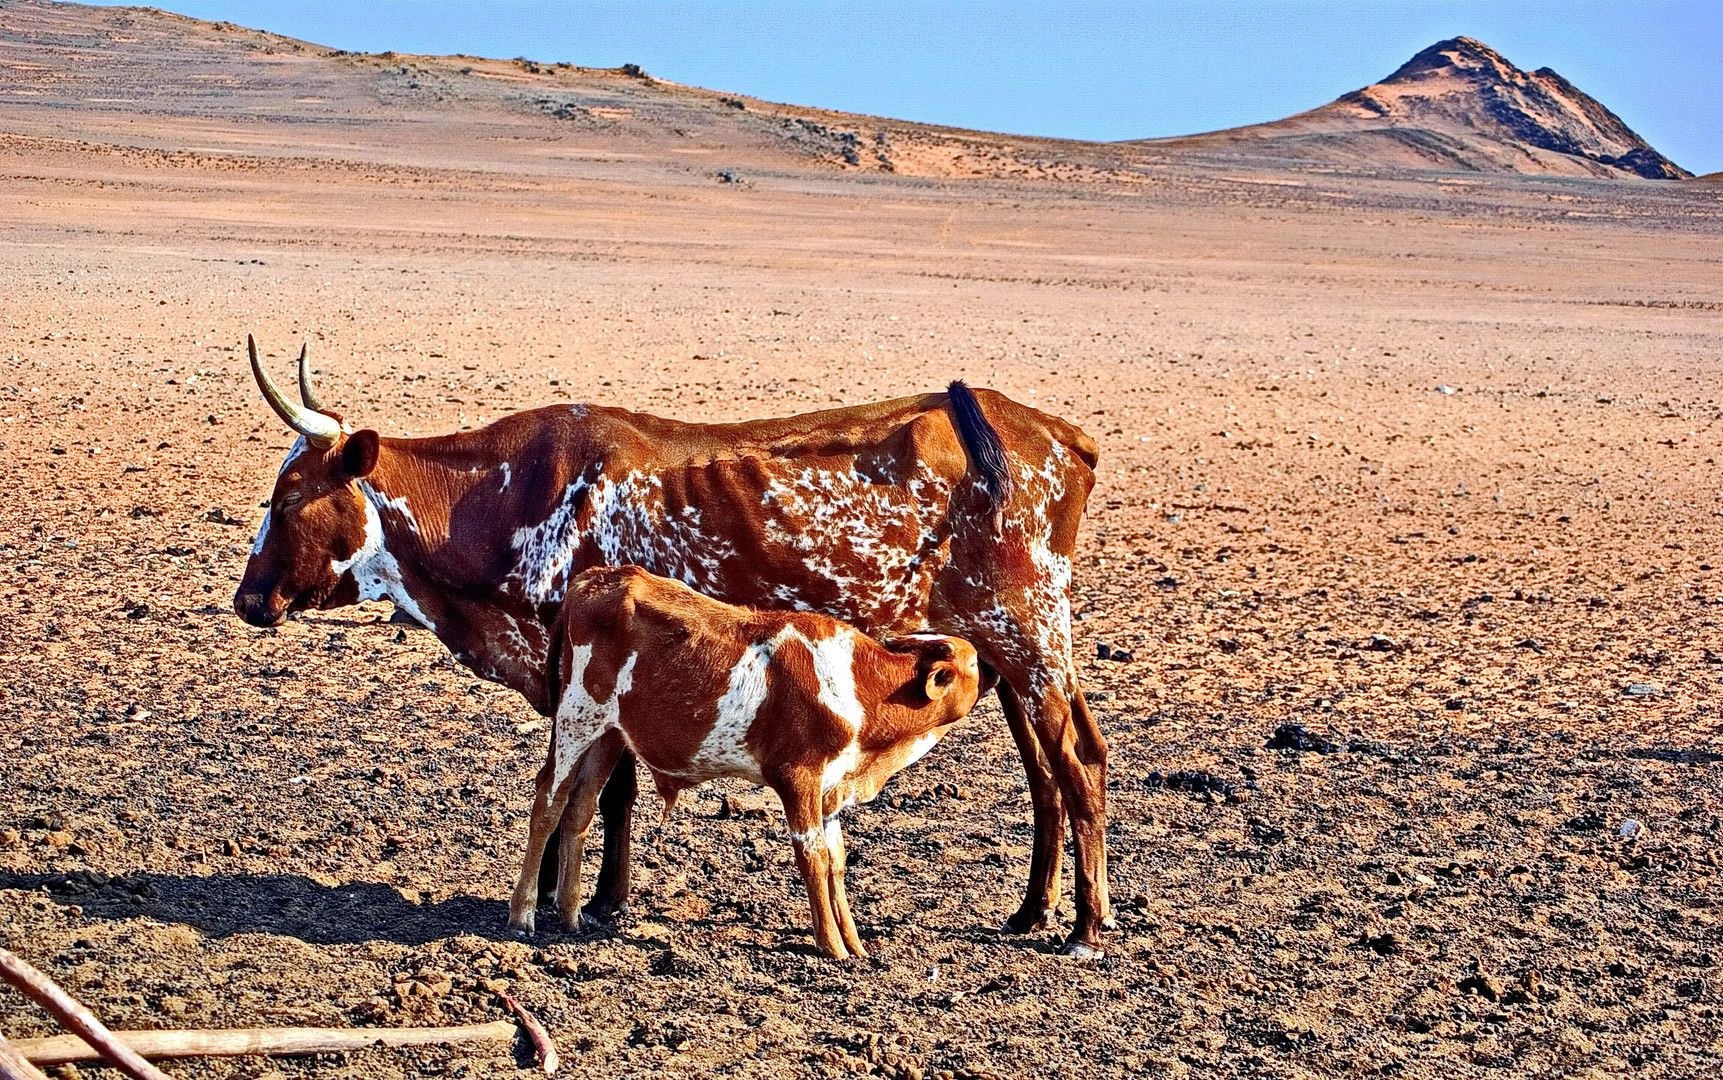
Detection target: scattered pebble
<box><xmin>1144</xmin><ymin>769</ymin><xmax>1244</xmax><ymax>799</ymax></box>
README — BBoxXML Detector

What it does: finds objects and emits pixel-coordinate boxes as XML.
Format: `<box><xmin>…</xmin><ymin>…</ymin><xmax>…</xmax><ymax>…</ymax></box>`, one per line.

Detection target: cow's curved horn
<box><xmin>249</xmin><ymin>335</ymin><xmax>340</xmax><ymax>448</ymax></box>
<box><xmin>296</xmin><ymin>343</ymin><xmax>326</xmax><ymax>412</ymax></box>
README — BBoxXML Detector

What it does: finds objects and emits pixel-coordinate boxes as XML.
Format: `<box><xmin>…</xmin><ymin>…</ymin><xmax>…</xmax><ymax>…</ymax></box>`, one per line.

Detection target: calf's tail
<box><xmin>946</xmin><ymin>380</ymin><xmax>1013</xmax><ymax>526</ymax></box>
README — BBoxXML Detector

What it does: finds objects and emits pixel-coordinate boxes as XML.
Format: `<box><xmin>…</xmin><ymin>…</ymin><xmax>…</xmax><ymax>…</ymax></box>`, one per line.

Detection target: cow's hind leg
<box><xmin>995</xmin><ymin>679</ymin><xmax>1064</xmax><ymax>933</ymax></box>
<box><xmin>1020</xmin><ymin>671</ymin><xmax>1109</xmax><ymax>957</ymax></box>
<box><xmin>970</xmin><ymin>636</ymin><xmax>1110</xmax><ymax>956</ymax></box>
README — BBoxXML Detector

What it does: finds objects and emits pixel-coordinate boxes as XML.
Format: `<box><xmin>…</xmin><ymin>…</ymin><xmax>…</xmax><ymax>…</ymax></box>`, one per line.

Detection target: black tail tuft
<box><xmin>947</xmin><ymin>380</ymin><xmax>1013</xmax><ymax>523</ymax></box>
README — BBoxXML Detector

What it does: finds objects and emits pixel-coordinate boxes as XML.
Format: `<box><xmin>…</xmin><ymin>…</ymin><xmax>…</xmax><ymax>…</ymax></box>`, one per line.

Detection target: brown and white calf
<box><xmin>507</xmin><ymin>565</ymin><xmax>985</xmax><ymax>959</ymax></box>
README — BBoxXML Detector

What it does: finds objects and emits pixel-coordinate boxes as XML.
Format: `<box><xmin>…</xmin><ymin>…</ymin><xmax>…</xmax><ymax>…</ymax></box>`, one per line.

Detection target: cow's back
<box><xmin>560</xmin><ymin>391</ymin><xmax>1094</xmax><ymax>638</ymax></box>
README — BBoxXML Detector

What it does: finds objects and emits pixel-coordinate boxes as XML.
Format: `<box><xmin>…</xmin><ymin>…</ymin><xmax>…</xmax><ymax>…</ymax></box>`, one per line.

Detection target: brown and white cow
<box><xmin>508</xmin><ymin>565</ymin><xmax>986</xmax><ymax>957</ymax></box>
<box><xmin>235</xmin><ymin>336</ymin><xmax>1112</xmax><ymax>955</ymax></box>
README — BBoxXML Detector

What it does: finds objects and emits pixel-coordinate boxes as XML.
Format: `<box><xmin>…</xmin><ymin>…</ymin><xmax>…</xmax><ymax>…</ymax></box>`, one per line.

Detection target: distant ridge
<box><xmin>0</xmin><ymin>7</ymin><xmax>1694</xmax><ymax>185</ymax></box>
<box><xmin>1135</xmin><ymin>37</ymin><xmax>1689</xmax><ymax>180</ymax></box>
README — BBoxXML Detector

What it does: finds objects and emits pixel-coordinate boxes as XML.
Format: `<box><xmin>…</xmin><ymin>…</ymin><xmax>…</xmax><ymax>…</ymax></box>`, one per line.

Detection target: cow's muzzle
<box><xmin>233</xmin><ymin>589</ymin><xmax>287</xmax><ymax>627</ymax></box>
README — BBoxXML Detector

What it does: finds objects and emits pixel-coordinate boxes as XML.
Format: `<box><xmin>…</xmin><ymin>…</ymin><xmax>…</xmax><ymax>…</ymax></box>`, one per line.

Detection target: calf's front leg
<box><xmin>775</xmin><ymin>780</ymin><xmax>852</xmax><ymax>959</ymax></box>
<box><xmin>820</xmin><ymin>812</ymin><xmax>867</xmax><ymax>958</ymax></box>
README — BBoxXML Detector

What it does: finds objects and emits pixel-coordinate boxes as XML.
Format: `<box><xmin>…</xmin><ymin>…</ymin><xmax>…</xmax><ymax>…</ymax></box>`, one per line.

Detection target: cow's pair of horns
<box><xmin>249</xmin><ymin>335</ymin><xmax>342</xmax><ymax>448</ymax></box>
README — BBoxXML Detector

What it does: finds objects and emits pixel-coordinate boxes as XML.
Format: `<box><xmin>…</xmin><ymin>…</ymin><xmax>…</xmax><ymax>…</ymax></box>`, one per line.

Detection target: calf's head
<box><xmin>882</xmin><ymin>635</ymin><xmax>990</xmax><ymax>722</ymax></box>
<box><xmin>234</xmin><ymin>337</ymin><xmax>384</xmax><ymax>627</ymax></box>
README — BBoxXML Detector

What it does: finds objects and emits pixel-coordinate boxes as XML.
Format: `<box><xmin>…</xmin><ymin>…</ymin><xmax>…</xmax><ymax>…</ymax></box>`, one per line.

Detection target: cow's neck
<box><xmin>354</xmin><ymin>435</ymin><xmax>558</xmax><ymax>713</ymax></box>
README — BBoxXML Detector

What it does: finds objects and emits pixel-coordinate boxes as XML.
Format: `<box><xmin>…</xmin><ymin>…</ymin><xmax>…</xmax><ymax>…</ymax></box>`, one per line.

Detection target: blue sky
<box><xmin>111</xmin><ymin>2</ymin><xmax>1720</xmax><ymax>174</ymax></box>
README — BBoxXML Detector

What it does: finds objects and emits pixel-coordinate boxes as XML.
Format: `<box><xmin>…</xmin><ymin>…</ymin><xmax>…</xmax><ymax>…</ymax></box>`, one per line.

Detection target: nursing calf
<box><xmin>507</xmin><ymin>566</ymin><xmax>986</xmax><ymax>958</ymax></box>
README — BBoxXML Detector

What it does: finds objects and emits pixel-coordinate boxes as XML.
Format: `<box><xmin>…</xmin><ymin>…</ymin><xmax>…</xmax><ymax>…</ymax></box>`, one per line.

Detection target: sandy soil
<box><xmin>2</xmin><ymin>4</ymin><xmax>1722</xmax><ymax>1079</ymax></box>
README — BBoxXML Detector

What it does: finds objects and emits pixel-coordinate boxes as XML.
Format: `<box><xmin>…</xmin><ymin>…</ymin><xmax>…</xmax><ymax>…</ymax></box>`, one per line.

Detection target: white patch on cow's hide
<box><xmin>250</xmin><ymin>436</ymin><xmax>309</xmax><ymax>556</ymax></box>
<box><xmin>249</xmin><ymin>504</ymin><xmax>272</xmax><ymax>557</ymax></box>
<box><xmin>787</xmin><ymin>826</ymin><xmax>823</xmax><ymax>849</ymax></box>
<box><xmin>508</xmin><ymin>475</ymin><xmax>593</xmax><ymax>603</ymax></box>
<box><xmin>755</xmin><ymin>464</ymin><xmax>951</xmax><ymax>625</ymax></box>
<box><xmin>362</xmin><ymin>484</ymin><xmax>421</xmax><ymax>537</ymax></box>
<box><xmin>822</xmin><ymin>815</ymin><xmax>844</xmax><ymax>858</ymax></box>
<box><xmin>332</xmin><ymin>491</ymin><xmax>436</xmax><ymax>632</ymax></box>
<box><xmin>805</xmin><ymin>628</ymin><xmax>865</xmax><ymax>733</ymax></box>
<box><xmin>584</xmin><ymin>472</ymin><xmax>741</xmax><ymax>593</ymax></box>
<box><xmin>552</xmin><ymin>645</ymin><xmax>637</xmax><ymax>788</ymax></box>
<box><xmin>497</xmin><ymin>462</ymin><xmax>512</xmax><ymax>492</ymax></box>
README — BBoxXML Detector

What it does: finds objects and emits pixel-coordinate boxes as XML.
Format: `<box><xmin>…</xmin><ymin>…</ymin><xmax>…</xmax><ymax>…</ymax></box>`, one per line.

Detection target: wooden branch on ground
<box><xmin>498</xmin><ymin>990</ymin><xmax>559</xmax><ymax>1076</ymax></box>
<box><xmin>0</xmin><ymin>1032</ymin><xmax>51</xmax><ymax>1080</ymax></box>
<box><xmin>0</xmin><ymin>947</ymin><xmax>172</xmax><ymax>1080</ymax></box>
<box><xmin>12</xmin><ymin>1020</ymin><xmax>518</xmax><ymax>1066</ymax></box>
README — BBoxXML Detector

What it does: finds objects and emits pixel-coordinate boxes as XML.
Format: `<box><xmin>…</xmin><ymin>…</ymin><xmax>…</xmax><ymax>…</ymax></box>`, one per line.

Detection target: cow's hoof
<box><xmin>1058</xmin><ymin>939</ymin><xmax>1104</xmax><ymax>962</ymax></box>
<box><xmin>1000</xmin><ymin>906</ymin><xmax>1056</xmax><ymax>935</ymax></box>
<box><xmin>578</xmin><ymin>900</ymin><xmax>628</xmax><ymax>928</ymax></box>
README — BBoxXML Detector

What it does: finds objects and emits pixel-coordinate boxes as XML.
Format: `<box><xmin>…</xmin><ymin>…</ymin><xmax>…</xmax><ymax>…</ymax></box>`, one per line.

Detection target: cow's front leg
<box><xmin>580</xmin><ymin>749</ymin><xmax>638</xmax><ymax>924</ymax></box>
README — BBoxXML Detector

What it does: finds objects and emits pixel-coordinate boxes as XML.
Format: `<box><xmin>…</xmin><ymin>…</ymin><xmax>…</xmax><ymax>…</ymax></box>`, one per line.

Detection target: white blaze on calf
<box><xmin>692</xmin><ymin>634</ymin><xmax>777</xmax><ymax>782</ymax></box>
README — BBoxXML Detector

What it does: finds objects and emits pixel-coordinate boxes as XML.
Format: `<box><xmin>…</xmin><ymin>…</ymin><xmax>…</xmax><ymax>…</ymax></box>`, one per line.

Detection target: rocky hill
<box><xmin>1133</xmin><ymin>37</ymin><xmax>1689</xmax><ymax>180</ymax></box>
<box><xmin>0</xmin><ymin>5</ymin><xmax>1690</xmax><ymax>183</ymax></box>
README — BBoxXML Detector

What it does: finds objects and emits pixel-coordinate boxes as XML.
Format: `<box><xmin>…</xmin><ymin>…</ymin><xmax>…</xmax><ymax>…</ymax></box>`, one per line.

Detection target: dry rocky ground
<box><xmin>2</xmin><ymin>4</ymin><xmax>1723</xmax><ymax>1078</ymax></box>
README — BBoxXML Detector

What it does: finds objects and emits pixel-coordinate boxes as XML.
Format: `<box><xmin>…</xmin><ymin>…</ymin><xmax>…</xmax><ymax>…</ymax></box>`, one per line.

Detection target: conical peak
<box><xmin>1382</xmin><ymin>36</ymin><xmax>1522</xmax><ymax>86</ymax></box>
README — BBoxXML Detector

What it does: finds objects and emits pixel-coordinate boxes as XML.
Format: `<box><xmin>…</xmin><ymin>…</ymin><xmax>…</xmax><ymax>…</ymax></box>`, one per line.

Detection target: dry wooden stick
<box><xmin>0</xmin><ymin>947</ymin><xmax>172</xmax><ymax>1080</ymax></box>
<box><xmin>498</xmin><ymin>990</ymin><xmax>559</xmax><ymax>1076</ymax></box>
<box><xmin>0</xmin><ymin>1032</ymin><xmax>51</xmax><ymax>1080</ymax></box>
<box><xmin>12</xmin><ymin>1020</ymin><xmax>518</xmax><ymax>1066</ymax></box>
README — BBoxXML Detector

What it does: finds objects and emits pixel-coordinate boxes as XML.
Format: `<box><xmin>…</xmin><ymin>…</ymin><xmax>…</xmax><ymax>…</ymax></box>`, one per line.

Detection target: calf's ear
<box><xmin>923</xmin><ymin>661</ymin><xmax>959</xmax><ymax>702</ymax></box>
<box><xmin>341</xmin><ymin>429</ymin><xmax>380</xmax><ymax>478</ymax></box>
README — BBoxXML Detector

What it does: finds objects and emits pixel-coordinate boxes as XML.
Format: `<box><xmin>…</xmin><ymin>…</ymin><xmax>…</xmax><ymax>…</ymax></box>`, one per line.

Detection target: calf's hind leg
<box><xmin>509</xmin><ymin>754</ymin><xmax>579</xmax><ymax>935</ymax></box>
<box><xmin>553</xmin><ymin>731</ymin><xmax>626</xmax><ymax>929</ymax></box>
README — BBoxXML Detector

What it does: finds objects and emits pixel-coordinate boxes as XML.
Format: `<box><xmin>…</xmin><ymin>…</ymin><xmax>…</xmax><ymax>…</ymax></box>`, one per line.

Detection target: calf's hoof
<box><xmin>507</xmin><ymin>911</ymin><xmax>537</xmax><ymax>936</ymax></box>
<box><xmin>999</xmin><ymin>905</ymin><xmax>1056</xmax><ymax>935</ymax></box>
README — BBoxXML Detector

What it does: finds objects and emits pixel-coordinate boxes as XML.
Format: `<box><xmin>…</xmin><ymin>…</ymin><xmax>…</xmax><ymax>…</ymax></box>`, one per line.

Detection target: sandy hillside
<box><xmin>2</xmin><ymin>3</ymin><xmax>1722</xmax><ymax>1079</ymax></box>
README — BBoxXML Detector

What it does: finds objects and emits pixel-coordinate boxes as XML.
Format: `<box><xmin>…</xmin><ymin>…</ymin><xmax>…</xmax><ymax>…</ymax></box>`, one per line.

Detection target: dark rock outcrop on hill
<box><xmin>1137</xmin><ymin>37</ymin><xmax>1689</xmax><ymax>180</ymax></box>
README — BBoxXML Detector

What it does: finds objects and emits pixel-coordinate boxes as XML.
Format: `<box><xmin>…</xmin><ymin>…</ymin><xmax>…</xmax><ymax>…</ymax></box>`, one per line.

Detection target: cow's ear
<box><xmin>341</xmin><ymin>429</ymin><xmax>380</xmax><ymax>478</ymax></box>
<box><xmin>923</xmin><ymin>661</ymin><xmax>959</xmax><ymax>702</ymax></box>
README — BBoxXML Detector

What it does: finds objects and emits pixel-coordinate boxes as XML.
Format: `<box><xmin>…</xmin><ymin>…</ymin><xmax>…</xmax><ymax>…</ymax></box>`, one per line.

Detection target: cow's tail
<box><xmin>947</xmin><ymin>380</ymin><xmax>1013</xmax><ymax>529</ymax></box>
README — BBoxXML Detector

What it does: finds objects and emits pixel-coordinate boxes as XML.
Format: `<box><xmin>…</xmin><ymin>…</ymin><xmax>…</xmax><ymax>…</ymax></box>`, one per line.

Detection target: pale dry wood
<box><xmin>0</xmin><ymin>948</ymin><xmax>172</xmax><ymax>1080</ymax></box>
<box><xmin>498</xmin><ymin>990</ymin><xmax>559</xmax><ymax>1076</ymax></box>
<box><xmin>0</xmin><ymin>1032</ymin><xmax>51</xmax><ymax>1080</ymax></box>
<box><xmin>13</xmin><ymin>1020</ymin><xmax>518</xmax><ymax>1066</ymax></box>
